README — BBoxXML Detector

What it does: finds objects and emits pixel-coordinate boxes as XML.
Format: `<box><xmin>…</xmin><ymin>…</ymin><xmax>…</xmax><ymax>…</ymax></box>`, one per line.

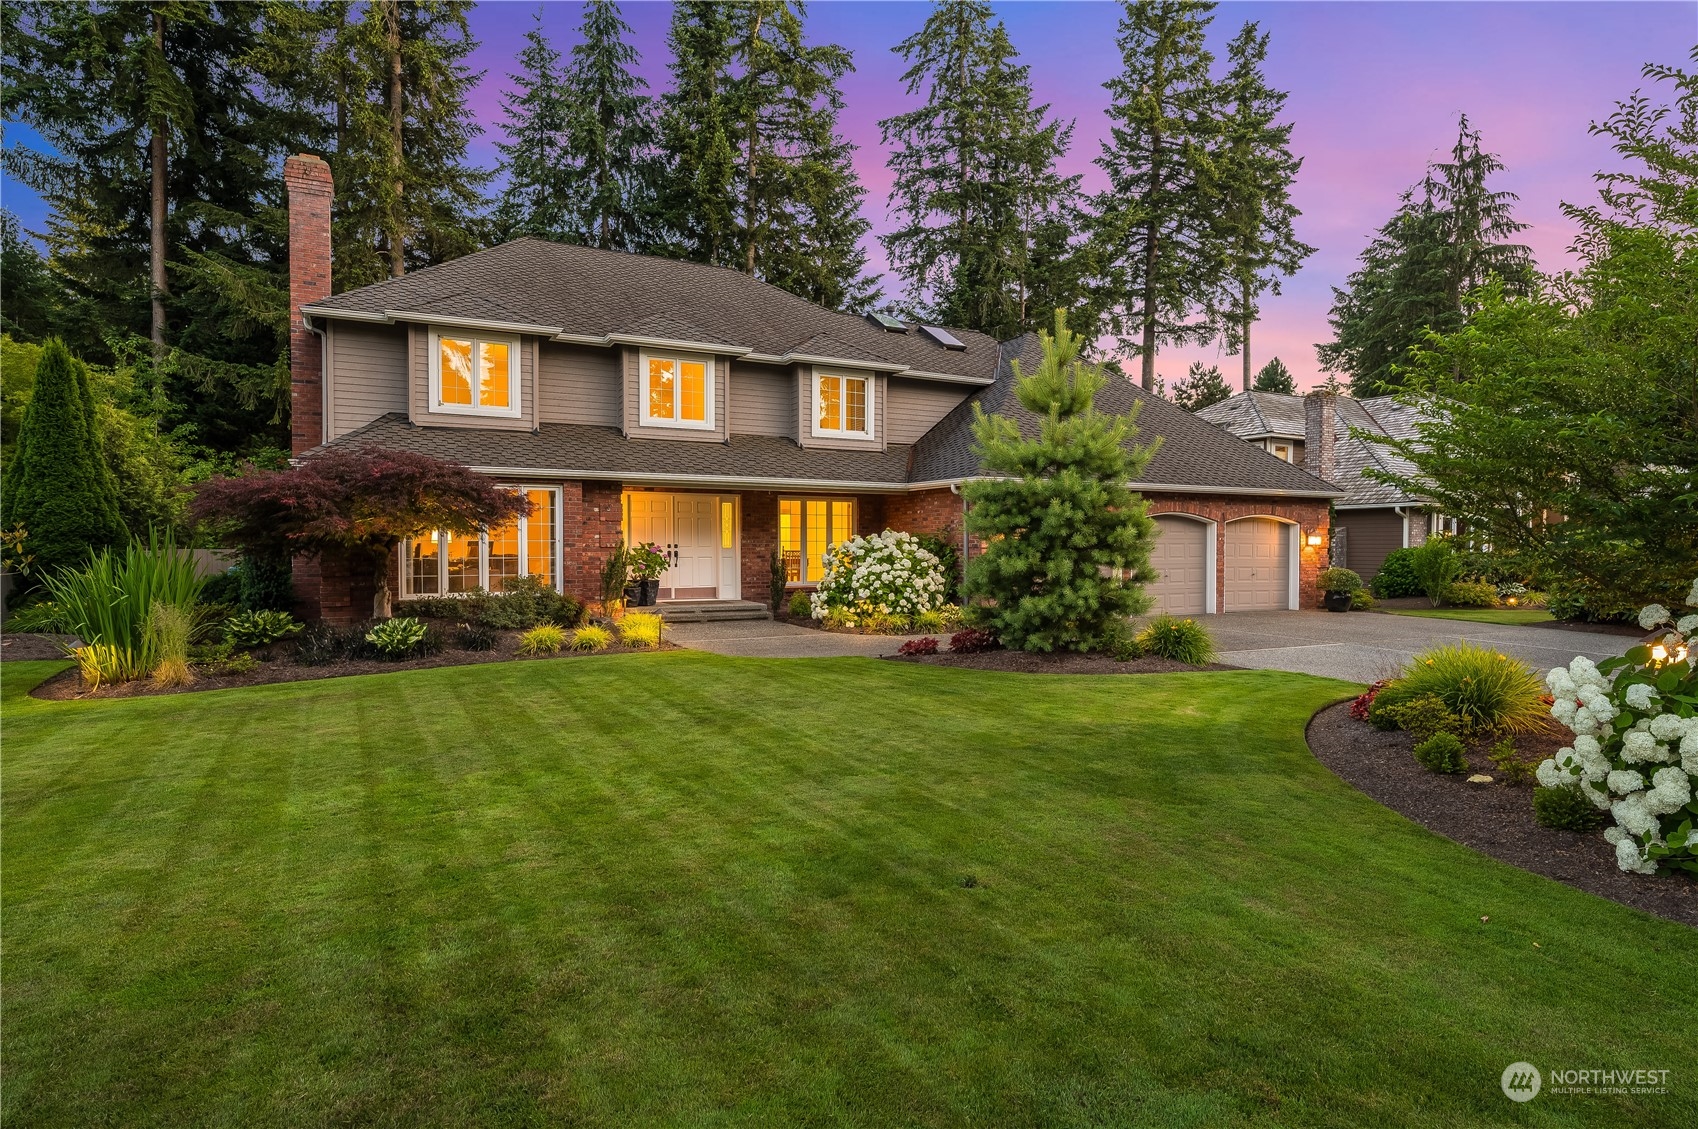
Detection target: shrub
<box><xmin>1105</xmin><ymin>620</ymin><xmax>1142</xmax><ymax>662</ymax></box>
<box><xmin>1487</xmin><ymin>737</ymin><xmax>1537</xmax><ymax>786</ymax></box>
<box><xmin>914</xmin><ymin>527</ymin><xmax>963</xmax><ymax>602</ymax></box>
<box><xmin>1532</xmin><ymin>784</ymin><xmax>1607</xmax><ymax>832</ymax></box>
<box><xmin>949</xmin><ymin>627</ymin><xmax>1001</xmax><ymax>654</ymax></box>
<box><xmin>768</xmin><ymin>548</ymin><xmax>787</xmax><ymax>612</ymax></box>
<box><xmin>1350</xmin><ymin>680</ymin><xmax>1390</xmax><ymax>722</ymax></box>
<box><xmin>571</xmin><ymin>624</ymin><xmax>613</xmax><ymax>652</ymax></box>
<box><xmin>1370</xmin><ymin>548</ymin><xmax>1422</xmax><ymax>598</ymax></box>
<box><xmin>788</xmin><ymin>591</ymin><xmax>811</xmax><ymax>618</ymax></box>
<box><xmin>200</xmin><ymin>567</ymin><xmax>243</xmax><ymax>606</ymax></box>
<box><xmin>1413</xmin><ymin>732</ymin><xmax>1468</xmax><ymax>774</ymax></box>
<box><xmin>191</xmin><ymin>602</ymin><xmax>238</xmax><ymax>644</ymax></box>
<box><xmin>821</xmin><ymin>607</ymin><xmax>855</xmax><ymax>631</ymax></box>
<box><xmin>862</xmin><ymin>611</ymin><xmax>907</xmax><ymax>635</ymax></box>
<box><xmin>293</xmin><ymin>623</ymin><xmax>371</xmax><ymax>666</ymax></box>
<box><xmin>1395</xmin><ymin>642</ymin><xmax>1549</xmax><ymax>734</ymax></box>
<box><xmin>454</xmin><ymin>622</ymin><xmax>498</xmax><ymax>651</ymax></box>
<box><xmin>897</xmin><ymin>636</ymin><xmax>939</xmax><ymax>656</ymax></box>
<box><xmin>236</xmin><ymin>550</ymin><xmax>295</xmax><ymax>612</ymax></box>
<box><xmin>1317</xmin><ymin>567</ymin><xmax>1363</xmax><ymax>594</ymax></box>
<box><xmin>42</xmin><ymin>532</ymin><xmax>207</xmax><ymax>682</ymax></box>
<box><xmin>1350</xmin><ymin>590</ymin><xmax>1376</xmax><ymax>610</ymax></box>
<box><xmin>810</xmin><ymin>529</ymin><xmax>948</xmax><ymax>621</ymax></box>
<box><xmin>913</xmin><ymin>608</ymin><xmax>946</xmax><ymax>634</ymax></box>
<box><xmin>617</xmin><ymin>612</ymin><xmax>664</xmax><ymax>648</ymax></box>
<box><xmin>7</xmin><ymin>598</ymin><xmax>63</xmax><ymax>633</ymax></box>
<box><xmin>190</xmin><ymin>639</ymin><xmax>257</xmax><ymax>676</ymax></box>
<box><xmin>1366</xmin><ymin>692</ymin><xmax>1405</xmax><ymax>731</ymax></box>
<box><xmin>146</xmin><ymin>603</ymin><xmax>195</xmax><ymax>688</ymax></box>
<box><xmin>1444</xmin><ymin>580</ymin><xmax>1499</xmax><ymax>608</ymax></box>
<box><xmin>1410</xmin><ymin>538</ymin><xmax>1462</xmax><ymax>606</ymax></box>
<box><xmin>517</xmin><ymin>624</ymin><xmax>567</xmax><ymax>656</ymax></box>
<box><xmin>479</xmin><ymin>575</ymin><xmax>583</xmax><ymax>630</ymax></box>
<box><xmin>1381</xmin><ymin>694</ymin><xmax>1463</xmax><ymax>743</ymax></box>
<box><xmin>937</xmin><ymin>604</ymin><xmax>966</xmax><ymax>629</ymax></box>
<box><xmin>602</xmin><ymin>545</ymin><xmax>631</xmax><ymax>612</ymax></box>
<box><xmin>366</xmin><ymin>617</ymin><xmax>430</xmax><ymax>658</ymax></box>
<box><xmin>1134</xmin><ymin>616</ymin><xmax>1216</xmax><ymax>665</ymax></box>
<box><xmin>224</xmin><ymin>609</ymin><xmax>304</xmax><ymax>649</ymax></box>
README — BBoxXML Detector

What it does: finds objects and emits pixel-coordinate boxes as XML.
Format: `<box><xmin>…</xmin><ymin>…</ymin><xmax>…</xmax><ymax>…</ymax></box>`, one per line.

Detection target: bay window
<box><xmin>640</xmin><ymin>350</ymin><xmax>714</xmax><ymax>429</ymax></box>
<box><xmin>431</xmin><ymin>328</ymin><xmax>521</xmax><ymax>417</ymax></box>
<box><xmin>778</xmin><ymin>497</ymin><xmax>855</xmax><ymax>583</ymax></box>
<box><xmin>812</xmin><ymin>368</ymin><xmax>872</xmax><ymax>438</ymax></box>
<box><xmin>403</xmin><ymin>487</ymin><xmax>559</xmax><ymax>596</ymax></box>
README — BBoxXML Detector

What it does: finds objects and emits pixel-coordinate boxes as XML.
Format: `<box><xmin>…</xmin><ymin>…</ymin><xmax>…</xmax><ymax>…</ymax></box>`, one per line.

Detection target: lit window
<box><xmin>814</xmin><ymin>370</ymin><xmax>872</xmax><ymax>438</ymax></box>
<box><xmin>432</xmin><ymin>329</ymin><xmax>520</xmax><ymax>416</ymax></box>
<box><xmin>401</xmin><ymin>487</ymin><xmax>561</xmax><ymax>596</ymax></box>
<box><xmin>641</xmin><ymin>352</ymin><xmax>713</xmax><ymax>429</ymax></box>
<box><xmin>1271</xmin><ymin>443</ymin><xmax>1293</xmax><ymax>462</ymax></box>
<box><xmin>779</xmin><ymin>497</ymin><xmax>856</xmax><ymax>583</ymax></box>
<box><xmin>720</xmin><ymin>500</ymin><xmax>735</xmax><ymax>550</ymax></box>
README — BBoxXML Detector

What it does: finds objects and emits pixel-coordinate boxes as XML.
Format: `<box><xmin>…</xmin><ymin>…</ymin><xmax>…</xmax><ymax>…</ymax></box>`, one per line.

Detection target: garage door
<box><xmin>1223</xmin><ymin>518</ymin><xmax>1291</xmax><ymax>611</ymax></box>
<box><xmin>1146</xmin><ymin>516</ymin><xmax>1209</xmax><ymax>615</ymax></box>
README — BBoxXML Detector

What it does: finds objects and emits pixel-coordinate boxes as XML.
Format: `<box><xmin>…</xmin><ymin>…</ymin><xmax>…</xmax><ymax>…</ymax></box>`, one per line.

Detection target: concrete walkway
<box><xmin>666</xmin><ymin>608</ymin><xmax>1630</xmax><ymax>678</ymax></box>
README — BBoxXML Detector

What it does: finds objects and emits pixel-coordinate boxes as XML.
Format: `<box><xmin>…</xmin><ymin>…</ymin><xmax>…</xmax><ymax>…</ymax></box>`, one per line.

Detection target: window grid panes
<box><xmin>816</xmin><ymin>372</ymin><xmax>869</xmax><ymax>436</ymax></box>
<box><xmin>525</xmin><ymin>489</ymin><xmax>555</xmax><ymax>589</ymax></box>
<box><xmin>402</xmin><ymin>488</ymin><xmax>561</xmax><ymax>597</ymax></box>
<box><xmin>779</xmin><ymin>497</ymin><xmax>856</xmax><ymax>584</ymax></box>
<box><xmin>643</xmin><ymin>354</ymin><xmax>710</xmax><ymax>427</ymax></box>
<box><xmin>436</xmin><ymin>332</ymin><xmax>516</xmax><ymax>413</ymax></box>
<box><xmin>409</xmin><ymin>535</ymin><xmax>441</xmax><ymax>595</ymax></box>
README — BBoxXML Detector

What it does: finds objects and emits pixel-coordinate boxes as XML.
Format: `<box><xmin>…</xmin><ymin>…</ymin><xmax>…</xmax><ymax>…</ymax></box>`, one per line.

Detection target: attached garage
<box><xmin>1223</xmin><ymin>517</ymin><xmax>1293</xmax><ymax>611</ymax></box>
<box><xmin>1146</xmin><ymin>515</ymin><xmax>1211</xmax><ymax>615</ymax></box>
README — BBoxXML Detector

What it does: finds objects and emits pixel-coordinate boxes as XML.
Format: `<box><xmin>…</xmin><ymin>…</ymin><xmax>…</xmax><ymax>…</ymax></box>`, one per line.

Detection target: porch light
<box><xmin>1650</xmin><ymin>642</ymin><xmax>1688</xmax><ymax>666</ymax></box>
<box><xmin>1305</xmin><ymin>531</ymin><xmax>1323</xmax><ymax>547</ymax></box>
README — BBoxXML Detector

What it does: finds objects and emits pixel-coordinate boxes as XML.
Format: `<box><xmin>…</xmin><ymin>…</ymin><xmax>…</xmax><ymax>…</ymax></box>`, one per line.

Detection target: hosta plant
<box><xmin>224</xmin><ymin>609</ymin><xmax>304</xmax><ymax>649</ymax></box>
<box><xmin>1536</xmin><ymin>580</ymin><xmax>1698</xmax><ymax>874</ymax></box>
<box><xmin>366</xmin><ymin>617</ymin><xmax>430</xmax><ymax>658</ymax></box>
<box><xmin>810</xmin><ymin>530</ymin><xmax>947</xmax><ymax>622</ymax></box>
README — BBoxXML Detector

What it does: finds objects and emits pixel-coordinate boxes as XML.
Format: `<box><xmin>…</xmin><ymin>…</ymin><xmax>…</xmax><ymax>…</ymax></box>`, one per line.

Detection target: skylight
<box><xmin>920</xmin><ymin>325</ymin><xmax>967</xmax><ymax>350</ymax></box>
<box><xmin>865</xmin><ymin>312</ymin><xmax>908</xmax><ymax>332</ymax></box>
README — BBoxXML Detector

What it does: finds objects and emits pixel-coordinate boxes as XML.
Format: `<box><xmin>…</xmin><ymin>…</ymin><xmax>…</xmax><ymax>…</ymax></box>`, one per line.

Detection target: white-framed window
<box><xmin>1269</xmin><ymin>440</ymin><xmax>1294</xmax><ymax>463</ymax></box>
<box><xmin>778</xmin><ymin>497</ymin><xmax>855</xmax><ymax>583</ymax></box>
<box><xmin>429</xmin><ymin>327</ymin><xmax>522</xmax><ymax>417</ymax></box>
<box><xmin>639</xmin><ymin>349</ymin><xmax>714</xmax><ymax>430</ymax></box>
<box><xmin>402</xmin><ymin>486</ymin><xmax>560</xmax><ymax>596</ymax></box>
<box><xmin>811</xmin><ymin>368</ymin><xmax>873</xmax><ymax>439</ymax></box>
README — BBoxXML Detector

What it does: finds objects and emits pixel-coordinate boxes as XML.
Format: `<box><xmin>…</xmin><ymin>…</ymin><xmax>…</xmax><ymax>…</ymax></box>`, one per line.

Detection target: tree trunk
<box><xmin>372</xmin><ymin>551</ymin><xmax>393</xmax><ymax>620</ymax></box>
<box><xmin>385</xmin><ymin>0</ymin><xmax>405</xmax><ymax>278</ymax></box>
<box><xmin>1139</xmin><ymin>218</ymin><xmax>1159</xmax><ymax>392</ymax></box>
<box><xmin>149</xmin><ymin>7</ymin><xmax>168</xmax><ymax>360</ymax></box>
<box><xmin>1241</xmin><ymin>275</ymin><xmax>1253</xmax><ymax>391</ymax></box>
<box><xmin>743</xmin><ymin>10</ymin><xmax>764</xmax><ymax>276</ymax></box>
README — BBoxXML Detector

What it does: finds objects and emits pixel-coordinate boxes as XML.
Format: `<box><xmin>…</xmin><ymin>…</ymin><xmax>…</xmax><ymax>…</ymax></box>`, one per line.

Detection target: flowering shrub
<box><xmin>1536</xmin><ymin>579</ymin><xmax>1698</xmax><ymax>874</ymax></box>
<box><xmin>949</xmin><ymin>627</ymin><xmax>1001</xmax><ymax>654</ymax></box>
<box><xmin>1444</xmin><ymin>581</ymin><xmax>1500</xmax><ymax>608</ymax></box>
<box><xmin>810</xmin><ymin>530</ymin><xmax>947</xmax><ymax>622</ymax></box>
<box><xmin>897</xmin><ymin>636</ymin><xmax>939</xmax><ymax>656</ymax></box>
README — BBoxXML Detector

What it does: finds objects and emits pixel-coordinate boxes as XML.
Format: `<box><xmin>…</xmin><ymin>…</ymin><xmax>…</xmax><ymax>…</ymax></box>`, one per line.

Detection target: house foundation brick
<box><xmin>740</xmin><ymin>491</ymin><xmax>780</xmax><ymax>607</ymax></box>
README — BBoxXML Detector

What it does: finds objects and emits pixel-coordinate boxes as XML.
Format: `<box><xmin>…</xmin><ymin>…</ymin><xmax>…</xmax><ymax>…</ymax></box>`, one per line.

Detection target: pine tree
<box><xmin>1252</xmin><ymin>356</ymin><xmax>1295</xmax><ymax>394</ymax></box>
<box><xmin>880</xmin><ymin>1</ymin><xmax>1079</xmax><ymax>337</ymax></box>
<box><xmin>963</xmin><ymin>310</ymin><xmax>1158</xmax><ymax>652</ymax></box>
<box><xmin>1213</xmin><ymin>22</ymin><xmax>1313</xmax><ymax>390</ymax></box>
<box><xmin>3</xmin><ymin>339</ymin><xmax>126</xmax><ymax>575</ymax></box>
<box><xmin>560</xmin><ymin>0</ymin><xmax>657</xmax><ymax>251</ymax></box>
<box><xmin>654</xmin><ymin>2</ymin><xmax>738</xmax><ymax>265</ymax></box>
<box><xmin>1170</xmin><ymin>360</ymin><xmax>1233</xmax><ymax>410</ymax></box>
<box><xmin>0</xmin><ymin>212</ymin><xmax>64</xmax><ymax>343</ymax></box>
<box><xmin>1318</xmin><ymin>115</ymin><xmax>1532</xmax><ymax>395</ymax></box>
<box><xmin>492</xmin><ymin>11</ymin><xmax>572</xmax><ymax>242</ymax></box>
<box><xmin>1090</xmin><ymin>0</ymin><xmax>1226</xmax><ymax>391</ymax></box>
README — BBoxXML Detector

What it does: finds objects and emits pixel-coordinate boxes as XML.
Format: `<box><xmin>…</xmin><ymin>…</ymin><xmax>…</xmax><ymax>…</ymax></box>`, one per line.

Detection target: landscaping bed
<box><xmin>1307</xmin><ymin>698</ymin><xmax>1698</xmax><ymax>926</ymax></box>
<box><xmin>889</xmin><ymin>649</ymin><xmax>1236</xmax><ymax>675</ymax></box>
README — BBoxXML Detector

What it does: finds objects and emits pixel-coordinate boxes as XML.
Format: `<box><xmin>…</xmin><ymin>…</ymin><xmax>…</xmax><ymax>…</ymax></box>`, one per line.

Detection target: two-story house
<box><xmin>282</xmin><ymin>155</ymin><xmax>1340</xmax><ymax>623</ymax></box>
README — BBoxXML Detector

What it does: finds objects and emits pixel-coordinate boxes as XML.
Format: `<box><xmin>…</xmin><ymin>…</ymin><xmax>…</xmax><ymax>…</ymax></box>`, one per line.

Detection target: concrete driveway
<box><xmin>1208</xmin><ymin>610</ymin><xmax>1625</xmax><ymax>682</ymax></box>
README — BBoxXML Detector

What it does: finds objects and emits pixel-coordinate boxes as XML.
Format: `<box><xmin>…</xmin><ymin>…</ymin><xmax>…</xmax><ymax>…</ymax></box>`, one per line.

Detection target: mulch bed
<box><xmin>888</xmin><ymin>649</ymin><xmax>1237</xmax><ymax>675</ymax></box>
<box><xmin>1</xmin><ymin>632</ymin><xmax>79</xmax><ymax>661</ymax></box>
<box><xmin>28</xmin><ymin>636</ymin><xmax>679</xmax><ymax>702</ymax></box>
<box><xmin>1307</xmin><ymin>699</ymin><xmax>1698</xmax><ymax>925</ymax></box>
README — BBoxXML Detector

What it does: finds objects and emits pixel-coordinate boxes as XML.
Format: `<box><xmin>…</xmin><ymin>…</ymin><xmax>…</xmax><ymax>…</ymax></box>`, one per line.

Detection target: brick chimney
<box><xmin>284</xmin><ymin>154</ymin><xmax>333</xmax><ymax>456</ymax></box>
<box><xmin>1304</xmin><ymin>389</ymin><xmax>1338</xmax><ymax>484</ymax></box>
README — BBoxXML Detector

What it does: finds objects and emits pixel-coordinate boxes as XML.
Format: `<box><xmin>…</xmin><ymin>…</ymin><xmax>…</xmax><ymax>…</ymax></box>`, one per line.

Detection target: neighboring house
<box><xmin>281</xmin><ymin>154</ymin><xmax>1340</xmax><ymax>623</ymax></box>
<box><xmin>1196</xmin><ymin>389</ymin><xmax>1448</xmax><ymax>581</ymax></box>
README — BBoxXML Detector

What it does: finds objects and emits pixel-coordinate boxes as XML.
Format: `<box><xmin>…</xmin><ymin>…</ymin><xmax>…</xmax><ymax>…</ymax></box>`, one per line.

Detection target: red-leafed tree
<box><xmin>191</xmin><ymin>448</ymin><xmax>528</xmax><ymax>618</ymax></box>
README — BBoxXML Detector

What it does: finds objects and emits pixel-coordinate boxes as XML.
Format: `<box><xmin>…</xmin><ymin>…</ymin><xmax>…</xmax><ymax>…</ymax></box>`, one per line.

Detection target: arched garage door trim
<box><xmin>1222</xmin><ymin>515</ymin><xmax>1300</xmax><ymax>611</ymax></box>
<box><xmin>1148</xmin><ymin>512</ymin><xmax>1217</xmax><ymax>614</ymax></box>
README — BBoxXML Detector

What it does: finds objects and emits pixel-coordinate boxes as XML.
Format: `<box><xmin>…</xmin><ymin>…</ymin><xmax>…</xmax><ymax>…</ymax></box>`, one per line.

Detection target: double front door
<box><xmin>627</xmin><ymin>493</ymin><xmax>725</xmax><ymax>600</ymax></box>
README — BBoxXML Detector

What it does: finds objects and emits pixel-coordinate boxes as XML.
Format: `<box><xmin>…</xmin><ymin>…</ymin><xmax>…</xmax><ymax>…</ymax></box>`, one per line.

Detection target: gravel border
<box><xmin>1306</xmin><ymin>700</ymin><xmax>1697</xmax><ymax>925</ymax></box>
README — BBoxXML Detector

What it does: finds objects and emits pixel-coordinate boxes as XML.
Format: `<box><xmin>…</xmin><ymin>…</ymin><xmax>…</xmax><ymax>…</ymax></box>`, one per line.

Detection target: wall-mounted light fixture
<box><xmin>1305</xmin><ymin>530</ymin><xmax>1323</xmax><ymax>547</ymax></box>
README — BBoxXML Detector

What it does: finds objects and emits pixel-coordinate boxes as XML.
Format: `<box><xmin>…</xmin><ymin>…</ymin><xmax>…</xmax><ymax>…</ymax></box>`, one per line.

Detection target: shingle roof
<box><xmin>1194</xmin><ymin>390</ymin><xmax>1306</xmax><ymax>438</ymax></box>
<box><xmin>306</xmin><ymin>237</ymin><xmax>1001</xmax><ymax>382</ymax></box>
<box><xmin>909</xmin><ymin>336</ymin><xmax>1339</xmax><ymax>495</ymax></box>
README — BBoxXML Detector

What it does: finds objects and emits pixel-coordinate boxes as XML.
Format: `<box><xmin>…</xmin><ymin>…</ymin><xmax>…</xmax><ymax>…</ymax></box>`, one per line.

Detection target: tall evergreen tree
<box><xmin>0</xmin><ymin>212</ymin><xmax>65</xmax><ymax>343</ymax></box>
<box><xmin>654</xmin><ymin>2</ymin><xmax>738</xmax><ymax>266</ymax></box>
<box><xmin>1090</xmin><ymin>0</ymin><xmax>1226</xmax><ymax>391</ymax></box>
<box><xmin>1170</xmin><ymin>360</ymin><xmax>1233</xmax><ymax>410</ymax></box>
<box><xmin>879</xmin><ymin>0</ymin><xmax>1078</xmax><ymax>337</ymax></box>
<box><xmin>492</xmin><ymin>10</ymin><xmax>572</xmax><ymax>242</ymax></box>
<box><xmin>3</xmin><ymin>339</ymin><xmax>126</xmax><ymax>575</ymax></box>
<box><xmin>1318</xmin><ymin>115</ymin><xmax>1532</xmax><ymax>395</ymax></box>
<box><xmin>560</xmin><ymin>0</ymin><xmax>657</xmax><ymax>251</ymax></box>
<box><xmin>1213</xmin><ymin>22</ymin><xmax>1313</xmax><ymax>390</ymax></box>
<box><xmin>1251</xmin><ymin>356</ymin><xmax>1295</xmax><ymax>394</ymax></box>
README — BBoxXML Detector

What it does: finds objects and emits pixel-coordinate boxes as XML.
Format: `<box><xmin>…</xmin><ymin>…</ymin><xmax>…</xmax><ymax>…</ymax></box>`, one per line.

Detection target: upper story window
<box><xmin>813</xmin><ymin>368</ymin><xmax>873</xmax><ymax>439</ymax></box>
<box><xmin>431</xmin><ymin>328</ymin><xmax>520</xmax><ymax>417</ymax></box>
<box><xmin>640</xmin><ymin>350</ymin><xmax>714</xmax><ymax>430</ymax></box>
<box><xmin>1269</xmin><ymin>440</ymin><xmax>1295</xmax><ymax>463</ymax></box>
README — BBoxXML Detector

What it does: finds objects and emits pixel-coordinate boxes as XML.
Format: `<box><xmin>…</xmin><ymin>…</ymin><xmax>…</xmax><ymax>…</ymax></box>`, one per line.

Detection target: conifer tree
<box><xmin>880</xmin><ymin>0</ymin><xmax>1078</xmax><ymax>336</ymax></box>
<box><xmin>1170</xmin><ymin>360</ymin><xmax>1233</xmax><ymax>410</ymax></box>
<box><xmin>1213</xmin><ymin>22</ymin><xmax>1313</xmax><ymax>389</ymax></box>
<box><xmin>4</xmin><ymin>339</ymin><xmax>126</xmax><ymax>575</ymax></box>
<box><xmin>1090</xmin><ymin>0</ymin><xmax>1225</xmax><ymax>390</ymax></box>
<box><xmin>1252</xmin><ymin>356</ymin><xmax>1295</xmax><ymax>394</ymax></box>
<box><xmin>654</xmin><ymin>2</ymin><xmax>738</xmax><ymax>265</ymax></box>
<box><xmin>964</xmin><ymin>310</ymin><xmax>1158</xmax><ymax>653</ymax></box>
<box><xmin>560</xmin><ymin>0</ymin><xmax>657</xmax><ymax>251</ymax></box>
<box><xmin>493</xmin><ymin>11</ymin><xmax>572</xmax><ymax>242</ymax></box>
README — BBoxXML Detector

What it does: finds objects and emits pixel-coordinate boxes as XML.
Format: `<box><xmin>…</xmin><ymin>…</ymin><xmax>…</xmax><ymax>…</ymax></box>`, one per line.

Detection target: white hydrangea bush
<box><xmin>1538</xmin><ymin>577</ymin><xmax>1698</xmax><ymax>875</ymax></box>
<box><xmin>809</xmin><ymin>530</ymin><xmax>947</xmax><ymax>622</ymax></box>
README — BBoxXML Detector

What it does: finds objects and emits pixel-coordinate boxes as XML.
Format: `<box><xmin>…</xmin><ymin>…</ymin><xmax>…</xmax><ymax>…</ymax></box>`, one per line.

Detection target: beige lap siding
<box><xmin>1143</xmin><ymin>493</ymin><xmax>1330</xmax><ymax>612</ymax></box>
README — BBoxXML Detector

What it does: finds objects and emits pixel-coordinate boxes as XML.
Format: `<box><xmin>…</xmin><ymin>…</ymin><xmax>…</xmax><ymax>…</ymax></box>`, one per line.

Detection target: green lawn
<box><xmin>1387</xmin><ymin>607</ymin><xmax>1558</xmax><ymax>626</ymax></box>
<box><xmin>4</xmin><ymin>655</ymin><xmax>1693</xmax><ymax>1128</ymax></box>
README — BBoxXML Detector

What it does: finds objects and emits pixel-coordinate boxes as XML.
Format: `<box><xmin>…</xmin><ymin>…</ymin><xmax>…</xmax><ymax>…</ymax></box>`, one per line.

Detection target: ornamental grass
<box><xmin>44</xmin><ymin>532</ymin><xmax>207</xmax><ymax>683</ymax></box>
<box><xmin>146</xmin><ymin>603</ymin><xmax>196</xmax><ymax>689</ymax></box>
<box><xmin>617</xmin><ymin>613</ymin><xmax>664</xmax><ymax>648</ymax></box>
<box><xmin>1383</xmin><ymin>642</ymin><xmax>1549</xmax><ymax>735</ymax></box>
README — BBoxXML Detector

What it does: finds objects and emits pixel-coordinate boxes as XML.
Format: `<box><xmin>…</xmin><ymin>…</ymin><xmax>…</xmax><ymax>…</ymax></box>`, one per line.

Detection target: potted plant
<box><xmin>1318</xmin><ymin>567</ymin><xmax>1363</xmax><ymax>612</ymax></box>
<box><xmin>626</xmin><ymin>542</ymin><xmax>668</xmax><ymax>606</ymax></box>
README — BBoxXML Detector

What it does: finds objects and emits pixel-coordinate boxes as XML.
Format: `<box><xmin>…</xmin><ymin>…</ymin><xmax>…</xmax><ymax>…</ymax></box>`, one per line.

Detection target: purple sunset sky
<box><xmin>5</xmin><ymin>2</ymin><xmax>1694</xmax><ymax>387</ymax></box>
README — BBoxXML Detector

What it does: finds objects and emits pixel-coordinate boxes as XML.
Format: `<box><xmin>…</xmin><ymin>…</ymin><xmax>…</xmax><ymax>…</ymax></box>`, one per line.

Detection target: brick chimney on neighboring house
<box><xmin>284</xmin><ymin>154</ymin><xmax>333</xmax><ymax>456</ymax></box>
<box><xmin>1304</xmin><ymin>389</ymin><xmax>1339</xmax><ymax>485</ymax></box>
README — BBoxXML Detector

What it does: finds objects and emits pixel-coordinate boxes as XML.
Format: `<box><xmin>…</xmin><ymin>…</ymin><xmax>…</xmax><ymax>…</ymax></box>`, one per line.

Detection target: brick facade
<box><xmin>283</xmin><ymin>154</ymin><xmax>332</xmax><ymax>457</ymax></box>
<box><xmin>1142</xmin><ymin>492</ymin><xmax>1331</xmax><ymax>611</ymax></box>
<box><xmin>739</xmin><ymin>491</ymin><xmax>780</xmax><ymax>607</ymax></box>
<box><xmin>563</xmin><ymin>480</ymin><xmax>626</xmax><ymax>606</ymax></box>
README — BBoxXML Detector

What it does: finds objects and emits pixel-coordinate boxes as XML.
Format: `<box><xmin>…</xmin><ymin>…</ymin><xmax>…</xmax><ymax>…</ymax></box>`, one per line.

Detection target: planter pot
<box><xmin>1323</xmin><ymin>591</ymin><xmax>1354</xmax><ymax>612</ymax></box>
<box><xmin>639</xmin><ymin>579</ymin><xmax>659</xmax><ymax>606</ymax></box>
<box><xmin>624</xmin><ymin>584</ymin><xmax>642</xmax><ymax>607</ymax></box>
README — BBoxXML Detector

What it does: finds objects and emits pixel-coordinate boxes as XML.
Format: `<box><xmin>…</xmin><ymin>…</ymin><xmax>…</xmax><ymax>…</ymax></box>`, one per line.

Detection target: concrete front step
<box><xmin>653</xmin><ymin>600</ymin><xmax>773</xmax><ymax>624</ymax></box>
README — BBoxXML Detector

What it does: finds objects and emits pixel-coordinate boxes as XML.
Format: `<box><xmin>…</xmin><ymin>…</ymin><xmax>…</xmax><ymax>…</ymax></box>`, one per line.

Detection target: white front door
<box><xmin>667</xmin><ymin>495</ymin><xmax>719</xmax><ymax>599</ymax></box>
